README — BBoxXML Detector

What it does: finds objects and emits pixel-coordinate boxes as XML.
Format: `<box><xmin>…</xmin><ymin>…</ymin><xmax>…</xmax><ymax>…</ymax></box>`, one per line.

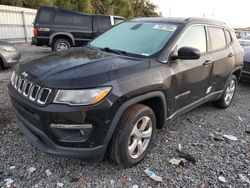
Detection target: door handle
<box><xmin>228</xmin><ymin>53</ymin><xmax>234</xmax><ymax>57</ymax></box>
<box><xmin>203</xmin><ymin>59</ymin><xmax>213</xmax><ymax>66</ymax></box>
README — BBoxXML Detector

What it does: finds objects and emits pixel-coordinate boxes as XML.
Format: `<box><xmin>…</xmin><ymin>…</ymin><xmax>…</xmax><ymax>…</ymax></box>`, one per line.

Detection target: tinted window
<box><xmin>55</xmin><ymin>14</ymin><xmax>73</xmax><ymax>25</ymax></box>
<box><xmin>37</xmin><ymin>9</ymin><xmax>54</xmax><ymax>23</ymax></box>
<box><xmin>97</xmin><ymin>16</ymin><xmax>111</xmax><ymax>32</ymax></box>
<box><xmin>177</xmin><ymin>26</ymin><xmax>207</xmax><ymax>53</ymax></box>
<box><xmin>225</xmin><ymin>30</ymin><xmax>232</xmax><ymax>45</ymax></box>
<box><xmin>72</xmin><ymin>15</ymin><xmax>92</xmax><ymax>29</ymax></box>
<box><xmin>208</xmin><ymin>27</ymin><xmax>226</xmax><ymax>51</ymax></box>
<box><xmin>90</xmin><ymin>22</ymin><xmax>178</xmax><ymax>57</ymax></box>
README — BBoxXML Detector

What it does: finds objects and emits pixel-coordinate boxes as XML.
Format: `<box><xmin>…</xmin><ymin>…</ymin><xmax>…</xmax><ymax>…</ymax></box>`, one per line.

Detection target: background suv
<box><xmin>32</xmin><ymin>6</ymin><xmax>125</xmax><ymax>51</ymax></box>
<box><xmin>0</xmin><ymin>41</ymin><xmax>21</xmax><ymax>70</ymax></box>
<box><xmin>9</xmin><ymin>17</ymin><xmax>243</xmax><ymax>166</ymax></box>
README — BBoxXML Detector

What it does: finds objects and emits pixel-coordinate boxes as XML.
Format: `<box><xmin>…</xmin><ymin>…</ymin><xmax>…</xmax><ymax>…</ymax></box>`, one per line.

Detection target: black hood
<box><xmin>16</xmin><ymin>47</ymin><xmax>149</xmax><ymax>88</ymax></box>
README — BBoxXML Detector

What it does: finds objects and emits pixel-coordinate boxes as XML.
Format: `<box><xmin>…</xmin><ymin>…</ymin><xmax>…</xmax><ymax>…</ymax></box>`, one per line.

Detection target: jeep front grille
<box><xmin>12</xmin><ymin>73</ymin><xmax>51</xmax><ymax>105</ymax></box>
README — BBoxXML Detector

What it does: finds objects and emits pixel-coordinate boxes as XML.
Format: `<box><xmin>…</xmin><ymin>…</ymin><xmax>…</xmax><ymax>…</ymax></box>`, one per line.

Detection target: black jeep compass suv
<box><xmin>9</xmin><ymin>17</ymin><xmax>243</xmax><ymax>166</ymax></box>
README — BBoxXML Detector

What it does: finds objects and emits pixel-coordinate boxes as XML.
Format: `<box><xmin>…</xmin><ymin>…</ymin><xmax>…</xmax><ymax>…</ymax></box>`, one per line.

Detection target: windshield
<box><xmin>90</xmin><ymin>21</ymin><xmax>178</xmax><ymax>57</ymax></box>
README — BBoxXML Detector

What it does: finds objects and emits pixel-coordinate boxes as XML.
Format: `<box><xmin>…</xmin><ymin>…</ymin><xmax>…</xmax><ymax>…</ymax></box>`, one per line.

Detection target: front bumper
<box><xmin>8</xmin><ymin>85</ymin><xmax>116</xmax><ymax>160</ymax></box>
<box><xmin>241</xmin><ymin>62</ymin><xmax>250</xmax><ymax>79</ymax></box>
<box><xmin>14</xmin><ymin>111</ymin><xmax>105</xmax><ymax>160</ymax></box>
<box><xmin>241</xmin><ymin>70</ymin><xmax>250</xmax><ymax>79</ymax></box>
<box><xmin>1</xmin><ymin>51</ymin><xmax>21</xmax><ymax>67</ymax></box>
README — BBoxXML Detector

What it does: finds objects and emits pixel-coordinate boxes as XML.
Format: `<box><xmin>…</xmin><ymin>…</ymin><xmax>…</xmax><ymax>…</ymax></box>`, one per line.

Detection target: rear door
<box><xmin>169</xmin><ymin>25</ymin><xmax>213</xmax><ymax>113</ymax></box>
<box><xmin>207</xmin><ymin>27</ymin><xmax>236</xmax><ymax>92</ymax></box>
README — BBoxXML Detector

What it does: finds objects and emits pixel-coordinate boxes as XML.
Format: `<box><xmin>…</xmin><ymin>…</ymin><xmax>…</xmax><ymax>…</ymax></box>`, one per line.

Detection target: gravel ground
<box><xmin>0</xmin><ymin>44</ymin><xmax>250</xmax><ymax>188</ymax></box>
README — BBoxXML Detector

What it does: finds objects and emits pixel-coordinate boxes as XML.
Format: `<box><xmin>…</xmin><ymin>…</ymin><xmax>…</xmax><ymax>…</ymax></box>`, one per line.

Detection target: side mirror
<box><xmin>172</xmin><ymin>47</ymin><xmax>201</xmax><ymax>60</ymax></box>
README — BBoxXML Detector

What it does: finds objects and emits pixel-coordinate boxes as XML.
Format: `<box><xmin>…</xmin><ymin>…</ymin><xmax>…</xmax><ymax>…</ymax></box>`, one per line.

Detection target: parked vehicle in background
<box><xmin>235</xmin><ymin>30</ymin><xmax>250</xmax><ymax>39</ymax></box>
<box><xmin>32</xmin><ymin>6</ymin><xmax>125</xmax><ymax>52</ymax></box>
<box><xmin>238</xmin><ymin>35</ymin><xmax>250</xmax><ymax>46</ymax></box>
<box><xmin>9</xmin><ymin>17</ymin><xmax>243</xmax><ymax>166</ymax></box>
<box><xmin>0</xmin><ymin>41</ymin><xmax>21</xmax><ymax>70</ymax></box>
<box><xmin>241</xmin><ymin>46</ymin><xmax>250</xmax><ymax>80</ymax></box>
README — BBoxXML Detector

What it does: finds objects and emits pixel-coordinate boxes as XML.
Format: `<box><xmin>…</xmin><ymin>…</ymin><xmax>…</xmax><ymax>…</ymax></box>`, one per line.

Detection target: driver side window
<box><xmin>177</xmin><ymin>26</ymin><xmax>207</xmax><ymax>54</ymax></box>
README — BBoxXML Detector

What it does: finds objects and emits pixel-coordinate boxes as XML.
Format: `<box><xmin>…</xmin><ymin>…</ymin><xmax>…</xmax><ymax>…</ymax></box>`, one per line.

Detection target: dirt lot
<box><xmin>0</xmin><ymin>44</ymin><xmax>249</xmax><ymax>188</ymax></box>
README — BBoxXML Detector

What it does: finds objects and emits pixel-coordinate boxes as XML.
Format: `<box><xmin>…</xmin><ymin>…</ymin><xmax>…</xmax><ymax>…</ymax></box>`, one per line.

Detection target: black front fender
<box><xmin>103</xmin><ymin>91</ymin><xmax>167</xmax><ymax>150</ymax></box>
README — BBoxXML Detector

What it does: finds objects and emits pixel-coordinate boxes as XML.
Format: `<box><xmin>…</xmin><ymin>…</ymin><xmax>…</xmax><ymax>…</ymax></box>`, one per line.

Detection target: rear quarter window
<box><xmin>208</xmin><ymin>27</ymin><xmax>226</xmax><ymax>51</ymax></box>
<box><xmin>36</xmin><ymin>9</ymin><xmax>55</xmax><ymax>24</ymax></box>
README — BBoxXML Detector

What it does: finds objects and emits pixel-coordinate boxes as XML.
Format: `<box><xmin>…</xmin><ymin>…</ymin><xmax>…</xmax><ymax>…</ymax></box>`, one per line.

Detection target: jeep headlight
<box><xmin>54</xmin><ymin>87</ymin><xmax>112</xmax><ymax>106</ymax></box>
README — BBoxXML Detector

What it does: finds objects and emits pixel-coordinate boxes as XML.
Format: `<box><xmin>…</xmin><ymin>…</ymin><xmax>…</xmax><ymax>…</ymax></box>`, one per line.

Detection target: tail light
<box><xmin>33</xmin><ymin>27</ymin><xmax>37</xmax><ymax>37</ymax></box>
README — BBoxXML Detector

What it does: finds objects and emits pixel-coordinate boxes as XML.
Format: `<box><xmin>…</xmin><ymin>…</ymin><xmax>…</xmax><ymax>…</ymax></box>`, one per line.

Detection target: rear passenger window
<box><xmin>208</xmin><ymin>27</ymin><xmax>226</xmax><ymax>51</ymax></box>
<box><xmin>225</xmin><ymin>30</ymin><xmax>232</xmax><ymax>45</ymax></box>
<box><xmin>55</xmin><ymin>14</ymin><xmax>73</xmax><ymax>25</ymax></box>
<box><xmin>177</xmin><ymin>26</ymin><xmax>207</xmax><ymax>53</ymax></box>
<box><xmin>73</xmin><ymin>15</ymin><xmax>92</xmax><ymax>29</ymax></box>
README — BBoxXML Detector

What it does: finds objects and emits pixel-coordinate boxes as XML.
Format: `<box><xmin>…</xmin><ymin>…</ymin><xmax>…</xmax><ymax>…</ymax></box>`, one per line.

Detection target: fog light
<box><xmin>50</xmin><ymin>124</ymin><xmax>92</xmax><ymax>130</ymax></box>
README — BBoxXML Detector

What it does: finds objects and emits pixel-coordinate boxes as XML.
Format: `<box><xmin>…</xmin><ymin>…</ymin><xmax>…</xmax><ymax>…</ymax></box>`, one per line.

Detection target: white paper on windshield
<box><xmin>153</xmin><ymin>24</ymin><xmax>177</xmax><ymax>32</ymax></box>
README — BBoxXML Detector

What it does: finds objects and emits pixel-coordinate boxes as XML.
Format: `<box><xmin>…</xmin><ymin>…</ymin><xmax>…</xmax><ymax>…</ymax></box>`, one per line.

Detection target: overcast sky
<box><xmin>151</xmin><ymin>0</ymin><xmax>249</xmax><ymax>28</ymax></box>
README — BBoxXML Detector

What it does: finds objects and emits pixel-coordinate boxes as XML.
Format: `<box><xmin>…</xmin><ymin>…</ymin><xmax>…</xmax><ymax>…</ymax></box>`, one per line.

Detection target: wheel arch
<box><xmin>103</xmin><ymin>91</ymin><xmax>167</xmax><ymax>150</ymax></box>
<box><xmin>49</xmin><ymin>32</ymin><xmax>75</xmax><ymax>46</ymax></box>
<box><xmin>229</xmin><ymin>66</ymin><xmax>242</xmax><ymax>81</ymax></box>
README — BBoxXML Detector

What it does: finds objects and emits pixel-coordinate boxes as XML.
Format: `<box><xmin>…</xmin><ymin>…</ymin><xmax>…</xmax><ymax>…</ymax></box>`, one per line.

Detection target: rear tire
<box><xmin>214</xmin><ymin>75</ymin><xmax>237</xmax><ymax>109</ymax></box>
<box><xmin>108</xmin><ymin>104</ymin><xmax>156</xmax><ymax>166</ymax></box>
<box><xmin>52</xmin><ymin>38</ymin><xmax>71</xmax><ymax>52</ymax></box>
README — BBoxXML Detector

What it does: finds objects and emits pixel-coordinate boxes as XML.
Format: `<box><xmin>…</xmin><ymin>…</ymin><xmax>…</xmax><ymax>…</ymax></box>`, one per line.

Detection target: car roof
<box><xmin>39</xmin><ymin>6</ymin><xmax>91</xmax><ymax>16</ymax></box>
<box><xmin>131</xmin><ymin>17</ymin><xmax>228</xmax><ymax>28</ymax></box>
<box><xmin>38</xmin><ymin>6</ymin><xmax>125</xmax><ymax>19</ymax></box>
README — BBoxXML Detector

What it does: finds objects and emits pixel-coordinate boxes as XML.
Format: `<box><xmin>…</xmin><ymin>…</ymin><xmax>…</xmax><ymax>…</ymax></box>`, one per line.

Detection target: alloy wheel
<box><xmin>128</xmin><ymin>116</ymin><xmax>153</xmax><ymax>159</ymax></box>
<box><xmin>224</xmin><ymin>79</ymin><xmax>236</xmax><ymax>105</ymax></box>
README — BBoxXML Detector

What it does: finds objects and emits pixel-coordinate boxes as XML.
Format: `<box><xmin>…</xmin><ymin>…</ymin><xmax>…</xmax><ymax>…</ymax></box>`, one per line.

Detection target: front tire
<box><xmin>108</xmin><ymin>104</ymin><xmax>156</xmax><ymax>166</ymax></box>
<box><xmin>214</xmin><ymin>75</ymin><xmax>237</xmax><ymax>109</ymax></box>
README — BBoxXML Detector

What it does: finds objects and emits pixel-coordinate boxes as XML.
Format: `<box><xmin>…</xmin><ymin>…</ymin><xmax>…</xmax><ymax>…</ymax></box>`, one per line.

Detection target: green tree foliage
<box><xmin>0</xmin><ymin>0</ymin><xmax>160</xmax><ymax>18</ymax></box>
<box><xmin>77</xmin><ymin>0</ymin><xmax>92</xmax><ymax>13</ymax></box>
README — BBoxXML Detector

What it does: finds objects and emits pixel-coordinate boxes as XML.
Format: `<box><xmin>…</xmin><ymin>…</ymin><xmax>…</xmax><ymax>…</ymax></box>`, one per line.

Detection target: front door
<box><xmin>169</xmin><ymin>25</ymin><xmax>213</xmax><ymax>114</ymax></box>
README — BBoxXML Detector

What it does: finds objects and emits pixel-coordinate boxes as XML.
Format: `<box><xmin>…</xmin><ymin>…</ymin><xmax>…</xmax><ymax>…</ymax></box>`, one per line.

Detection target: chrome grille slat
<box><xmin>37</xmin><ymin>88</ymin><xmax>52</xmax><ymax>104</ymax></box>
<box><xmin>18</xmin><ymin>79</ymin><xmax>25</xmax><ymax>93</ymax></box>
<box><xmin>14</xmin><ymin>76</ymin><xmax>19</xmax><ymax>89</ymax></box>
<box><xmin>23</xmin><ymin>82</ymin><xmax>32</xmax><ymax>97</ymax></box>
<box><xmin>12</xmin><ymin>73</ymin><xmax>51</xmax><ymax>105</ymax></box>
<box><xmin>29</xmin><ymin>85</ymin><xmax>40</xmax><ymax>101</ymax></box>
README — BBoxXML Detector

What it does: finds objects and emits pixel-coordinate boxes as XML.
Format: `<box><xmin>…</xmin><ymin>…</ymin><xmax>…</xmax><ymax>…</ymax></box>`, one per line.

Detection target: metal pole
<box><xmin>22</xmin><ymin>11</ymin><xmax>28</xmax><ymax>42</ymax></box>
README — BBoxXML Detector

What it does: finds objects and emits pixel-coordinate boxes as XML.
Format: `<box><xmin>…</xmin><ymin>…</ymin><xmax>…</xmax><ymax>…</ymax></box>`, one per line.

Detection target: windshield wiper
<box><xmin>101</xmin><ymin>47</ymin><xmax>127</xmax><ymax>56</ymax></box>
